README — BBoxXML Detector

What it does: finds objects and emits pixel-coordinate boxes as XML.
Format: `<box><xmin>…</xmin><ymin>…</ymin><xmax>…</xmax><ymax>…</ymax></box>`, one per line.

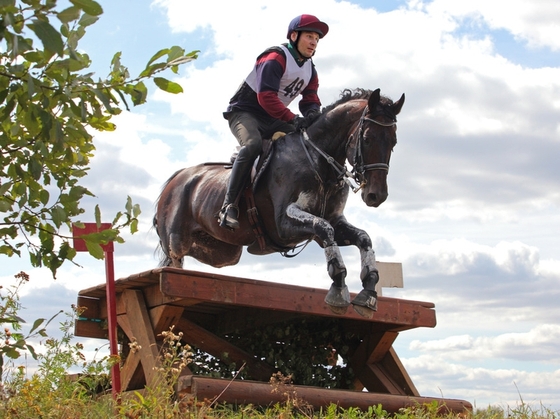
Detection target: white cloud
<box><xmin>410</xmin><ymin>324</ymin><xmax>560</xmax><ymax>362</ymax></box>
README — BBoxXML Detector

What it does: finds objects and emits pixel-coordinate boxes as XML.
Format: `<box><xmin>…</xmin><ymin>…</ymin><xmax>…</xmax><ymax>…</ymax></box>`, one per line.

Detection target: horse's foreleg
<box><xmin>283</xmin><ymin>203</ymin><xmax>351</xmax><ymax>313</ymax></box>
<box><xmin>324</xmin><ymin>244</ymin><xmax>351</xmax><ymax>314</ymax></box>
<box><xmin>332</xmin><ymin>216</ymin><xmax>379</xmax><ymax>318</ymax></box>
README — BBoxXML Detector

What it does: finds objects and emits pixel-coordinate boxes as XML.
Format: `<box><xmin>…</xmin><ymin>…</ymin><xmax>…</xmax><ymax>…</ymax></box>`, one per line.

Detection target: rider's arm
<box><xmin>299</xmin><ymin>66</ymin><xmax>321</xmax><ymax>117</ymax></box>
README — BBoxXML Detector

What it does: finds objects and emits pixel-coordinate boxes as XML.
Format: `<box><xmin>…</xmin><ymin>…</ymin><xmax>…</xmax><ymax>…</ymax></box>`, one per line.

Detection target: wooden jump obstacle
<box><xmin>75</xmin><ymin>266</ymin><xmax>472</xmax><ymax>413</ymax></box>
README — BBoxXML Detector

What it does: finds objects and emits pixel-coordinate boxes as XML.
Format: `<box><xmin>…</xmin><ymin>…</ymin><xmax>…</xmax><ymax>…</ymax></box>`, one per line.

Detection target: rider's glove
<box><xmin>305</xmin><ymin>109</ymin><xmax>321</xmax><ymax>126</ymax></box>
<box><xmin>291</xmin><ymin>115</ymin><xmax>308</xmax><ymax>131</ymax></box>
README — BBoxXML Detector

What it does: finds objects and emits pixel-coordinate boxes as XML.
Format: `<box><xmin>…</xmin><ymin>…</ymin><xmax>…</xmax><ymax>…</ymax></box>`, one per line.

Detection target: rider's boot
<box><xmin>218</xmin><ymin>146</ymin><xmax>254</xmax><ymax>230</ymax></box>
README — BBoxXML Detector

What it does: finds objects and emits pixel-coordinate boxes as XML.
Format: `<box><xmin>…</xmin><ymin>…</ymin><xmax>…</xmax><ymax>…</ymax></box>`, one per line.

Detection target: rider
<box><xmin>218</xmin><ymin>14</ymin><xmax>329</xmax><ymax>230</ymax></box>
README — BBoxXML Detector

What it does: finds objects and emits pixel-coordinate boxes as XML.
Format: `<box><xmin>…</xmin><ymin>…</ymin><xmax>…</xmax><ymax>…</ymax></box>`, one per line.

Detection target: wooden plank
<box><xmin>150</xmin><ymin>305</ymin><xmax>184</xmax><ymax>339</ymax></box>
<box><xmin>74</xmin><ymin>296</ymin><xmax>106</xmax><ymax>339</ymax></box>
<box><xmin>348</xmin><ymin>331</ymin><xmax>409</xmax><ymax>395</ymax></box>
<box><xmin>121</xmin><ymin>289</ymin><xmax>161</xmax><ymax>389</ymax></box>
<box><xmin>118</xmin><ymin>303</ymin><xmax>187</xmax><ymax>391</ymax></box>
<box><xmin>119</xmin><ymin>347</ymin><xmax>144</xmax><ymax>391</ymax></box>
<box><xmin>362</xmin><ymin>363</ymin><xmax>403</xmax><ymax>394</ymax></box>
<box><xmin>380</xmin><ymin>348</ymin><xmax>420</xmax><ymax>397</ymax></box>
<box><xmin>160</xmin><ymin>270</ymin><xmax>436</xmax><ymax>329</ymax></box>
<box><xmin>176</xmin><ymin>318</ymin><xmax>275</xmax><ymax>382</ymax></box>
<box><xmin>348</xmin><ymin>331</ymin><xmax>395</xmax><ymax>372</ymax></box>
<box><xmin>177</xmin><ymin>376</ymin><xmax>473</xmax><ymax>414</ymax></box>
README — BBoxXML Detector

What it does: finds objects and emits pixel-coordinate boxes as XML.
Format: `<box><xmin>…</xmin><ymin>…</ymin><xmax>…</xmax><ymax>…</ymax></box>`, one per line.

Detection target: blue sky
<box><xmin>3</xmin><ymin>0</ymin><xmax>560</xmax><ymax>411</ymax></box>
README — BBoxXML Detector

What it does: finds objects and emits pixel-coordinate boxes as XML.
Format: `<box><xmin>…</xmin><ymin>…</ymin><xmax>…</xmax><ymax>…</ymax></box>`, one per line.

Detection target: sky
<box><xmin>2</xmin><ymin>0</ymin><xmax>560</xmax><ymax>411</ymax></box>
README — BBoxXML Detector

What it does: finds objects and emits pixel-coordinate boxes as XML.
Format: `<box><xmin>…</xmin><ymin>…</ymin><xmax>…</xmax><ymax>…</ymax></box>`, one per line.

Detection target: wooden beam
<box><xmin>121</xmin><ymin>289</ymin><xmax>160</xmax><ymax>389</ymax></box>
<box><xmin>348</xmin><ymin>331</ymin><xmax>417</xmax><ymax>395</ymax></box>
<box><xmin>149</xmin><ymin>305</ymin><xmax>184</xmax><ymax>339</ymax></box>
<box><xmin>118</xmin><ymin>303</ymin><xmax>186</xmax><ymax>391</ymax></box>
<box><xmin>379</xmin><ymin>348</ymin><xmax>420</xmax><ymax>396</ymax></box>
<box><xmin>176</xmin><ymin>318</ymin><xmax>275</xmax><ymax>382</ymax></box>
<box><xmin>75</xmin><ymin>296</ymin><xmax>106</xmax><ymax>339</ymax></box>
<box><xmin>177</xmin><ymin>376</ymin><xmax>473</xmax><ymax>414</ymax></box>
<box><xmin>159</xmin><ymin>270</ymin><xmax>436</xmax><ymax>329</ymax></box>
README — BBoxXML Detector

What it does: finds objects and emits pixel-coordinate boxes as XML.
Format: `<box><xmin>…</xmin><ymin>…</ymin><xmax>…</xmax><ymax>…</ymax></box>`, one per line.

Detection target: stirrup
<box><xmin>218</xmin><ymin>204</ymin><xmax>240</xmax><ymax>230</ymax></box>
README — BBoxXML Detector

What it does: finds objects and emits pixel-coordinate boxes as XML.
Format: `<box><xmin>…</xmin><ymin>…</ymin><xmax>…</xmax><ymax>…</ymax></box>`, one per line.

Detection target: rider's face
<box><xmin>291</xmin><ymin>31</ymin><xmax>320</xmax><ymax>58</ymax></box>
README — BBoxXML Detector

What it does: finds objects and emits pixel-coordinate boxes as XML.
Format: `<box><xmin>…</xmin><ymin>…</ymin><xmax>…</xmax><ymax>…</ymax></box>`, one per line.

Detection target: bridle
<box><xmin>300</xmin><ymin>104</ymin><xmax>397</xmax><ymax>193</ymax></box>
<box><xmin>350</xmin><ymin>105</ymin><xmax>397</xmax><ymax>189</ymax></box>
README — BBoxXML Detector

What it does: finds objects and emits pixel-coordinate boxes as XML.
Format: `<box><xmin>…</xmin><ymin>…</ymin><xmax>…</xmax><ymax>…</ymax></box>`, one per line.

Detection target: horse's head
<box><xmin>348</xmin><ymin>89</ymin><xmax>405</xmax><ymax>207</ymax></box>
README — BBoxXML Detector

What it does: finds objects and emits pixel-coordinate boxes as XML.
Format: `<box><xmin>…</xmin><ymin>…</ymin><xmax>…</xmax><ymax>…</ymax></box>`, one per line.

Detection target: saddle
<box><xmin>228</xmin><ymin>131</ymin><xmax>291</xmax><ymax>254</ymax></box>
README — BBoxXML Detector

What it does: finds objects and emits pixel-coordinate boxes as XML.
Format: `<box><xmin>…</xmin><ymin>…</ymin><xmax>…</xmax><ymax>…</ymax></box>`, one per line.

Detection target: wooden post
<box><xmin>72</xmin><ymin>223</ymin><xmax>121</xmax><ymax>398</ymax></box>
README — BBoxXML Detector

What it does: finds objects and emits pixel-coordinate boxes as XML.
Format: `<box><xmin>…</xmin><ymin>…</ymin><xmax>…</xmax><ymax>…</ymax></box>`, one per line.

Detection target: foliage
<box><xmin>0</xmin><ymin>0</ymin><xmax>198</xmax><ymax>276</ymax></box>
<box><xmin>0</xmin><ymin>271</ymin><xmax>62</xmax><ymax>379</ymax></box>
<box><xmin>117</xmin><ymin>326</ymin><xmax>194</xmax><ymax>418</ymax></box>
<box><xmin>0</xmin><ymin>300</ymin><xmax>114</xmax><ymax>418</ymax></box>
<box><xmin>189</xmin><ymin>317</ymin><xmax>361</xmax><ymax>389</ymax></box>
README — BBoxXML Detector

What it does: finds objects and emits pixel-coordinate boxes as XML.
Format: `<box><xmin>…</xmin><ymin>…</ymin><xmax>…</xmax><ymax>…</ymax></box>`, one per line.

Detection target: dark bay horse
<box><xmin>154</xmin><ymin>88</ymin><xmax>404</xmax><ymax>318</ymax></box>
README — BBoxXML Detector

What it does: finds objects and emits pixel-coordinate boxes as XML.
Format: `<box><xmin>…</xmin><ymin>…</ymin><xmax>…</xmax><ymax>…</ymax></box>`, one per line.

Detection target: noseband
<box><xmin>300</xmin><ymin>104</ymin><xmax>397</xmax><ymax>193</ymax></box>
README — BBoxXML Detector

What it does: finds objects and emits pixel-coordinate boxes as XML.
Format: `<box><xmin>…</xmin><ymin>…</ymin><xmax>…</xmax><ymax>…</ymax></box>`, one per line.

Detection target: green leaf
<box><xmin>139</xmin><ymin>62</ymin><xmax>166</xmax><ymax>78</ymax></box>
<box><xmin>85</xmin><ymin>241</ymin><xmax>104</xmax><ymax>259</ymax></box>
<box><xmin>94</xmin><ymin>204</ymin><xmax>101</xmax><ymax>225</ymax></box>
<box><xmin>57</xmin><ymin>6</ymin><xmax>81</xmax><ymax>23</ymax></box>
<box><xmin>27</xmin><ymin>19</ymin><xmax>64</xmax><ymax>56</ymax></box>
<box><xmin>130</xmin><ymin>81</ymin><xmax>147</xmax><ymax>106</ymax></box>
<box><xmin>29</xmin><ymin>318</ymin><xmax>45</xmax><ymax>334</ymax></box>
<box><xmin>27</xmin><ymin>344</ymin><xmax>38</xmax><ymax>360</ymax></box>
<box><xmin>69</xmin><ymin>0</ymin><xmax>103</xmax><ymax>16</ymax></box>
<box><xmin>29</xmin><ymin>156</ymin><xmax>42</xmax><ymax>180</ymax></box>
<box><xmin>153</xmin><ymin>77</ymin><xmax>183</xmax><ymax>94</ymax></box>
<box><xmin>0</xmin><ymin>181</ymin><xmax>12</xmax><ymax>196</ymax></box>
<box><xmin>51</xmin><ymin>206</ymin><xmax>66</xmax><ymax>228</ymax></box>
<box><xmin>39</xmin><ymin>189</ymin><xmax>50</xmax><ymax>205</ymax></box>
<box><xmin>146</xmin><ymin>48</ymin><xmax>169</xmax><ymax>67</ymax></box>
<box><xmin>130</xmin><ymin>218</ymin><xmax>138</xmax><ymax>234</ymax></box>
<box><xmin>78</xmin><ymin>13</ymin><xmax>99</xmax><ymax>28</ymax></box>
<box><xmin>167</xmin><ymin>45</ymin><xmax>185</xmax><ymax>62</ymax></box>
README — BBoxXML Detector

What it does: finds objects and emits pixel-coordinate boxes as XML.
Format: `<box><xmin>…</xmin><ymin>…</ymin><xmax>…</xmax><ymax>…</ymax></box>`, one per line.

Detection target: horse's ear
<box><xmin>392</xmin><ymin>93</ymin><xmax>405</xmax><ymax>116</ymax></box>
<box><xmin>368</xmin><ymin>88</ymin><xmax>381</xmax><ymax>109</ymax></box>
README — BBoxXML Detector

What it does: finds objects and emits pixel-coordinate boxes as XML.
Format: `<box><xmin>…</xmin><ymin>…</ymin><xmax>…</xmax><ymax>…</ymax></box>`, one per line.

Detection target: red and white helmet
<box><xmin>286</xmin><ymin>14</ymin><xmax>329</xmax><ymax>39</ymax></box>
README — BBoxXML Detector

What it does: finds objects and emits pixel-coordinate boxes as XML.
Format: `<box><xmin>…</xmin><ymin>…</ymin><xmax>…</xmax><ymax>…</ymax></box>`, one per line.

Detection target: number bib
<box><xmin>246</xmin><ymin>45</ymin><xmax>313</xmax><ymax>107</ymax></box>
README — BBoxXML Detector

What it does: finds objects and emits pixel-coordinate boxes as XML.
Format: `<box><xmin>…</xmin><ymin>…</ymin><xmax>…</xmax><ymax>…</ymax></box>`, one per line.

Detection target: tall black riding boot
<box><xmin>218</xmin><ymin>146</ymin><xmax>254</xmax><ymax>230</ymax></box>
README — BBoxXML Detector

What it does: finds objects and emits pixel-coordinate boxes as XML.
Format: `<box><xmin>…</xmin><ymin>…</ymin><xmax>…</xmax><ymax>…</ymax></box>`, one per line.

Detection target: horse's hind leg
<box><xmin>167</xmin><ymin>232</ymin><xmax>188</xmax><ymax>268</ymax></box>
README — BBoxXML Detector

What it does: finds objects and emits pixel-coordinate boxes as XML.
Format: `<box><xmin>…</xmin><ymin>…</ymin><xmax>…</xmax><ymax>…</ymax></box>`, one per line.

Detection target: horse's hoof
<box><xmin>352</xmin><ymin>289</ymin><xmax>378</xmax><ymax>318</ymax></box>
<box><xmin>324</xmin><ymin>284</ymin><xmax>351</xmax><ymax>315</ymax></box>
<box><xmin>352</xmin><ymin>304</ymin><xmax>374</xmax><ymax>319</ymax></box>
<box><xmin>328</xmin><ymin>305</ymin><xmax>348</xmax><ymax>315</ymax></box>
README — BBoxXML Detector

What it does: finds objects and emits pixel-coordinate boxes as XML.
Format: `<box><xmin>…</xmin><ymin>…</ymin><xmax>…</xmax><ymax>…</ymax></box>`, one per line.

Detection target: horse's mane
<box><xmin>322</xmin><ymin>88</ymin><xmax>393</xmax><ymax>115</ymax></box>
<box><xmin>322</xmin><ymin>88</ymin><xmax>373</xmax><ymax>113</ymax></box>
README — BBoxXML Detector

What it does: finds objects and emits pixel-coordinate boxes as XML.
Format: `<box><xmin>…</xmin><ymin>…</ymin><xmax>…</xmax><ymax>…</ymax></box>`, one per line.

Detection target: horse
<box><xmin>154</xmin><ymin>88</ymin><xmax>404</xmax><ymax>318</ymax></box>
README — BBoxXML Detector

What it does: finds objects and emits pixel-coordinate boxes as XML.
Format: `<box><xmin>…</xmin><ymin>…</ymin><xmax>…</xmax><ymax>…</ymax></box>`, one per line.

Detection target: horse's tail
<box><xmin>153</xmin><ymin>169</ymin><xmax>184</xmax><ymax>267</ymax></box>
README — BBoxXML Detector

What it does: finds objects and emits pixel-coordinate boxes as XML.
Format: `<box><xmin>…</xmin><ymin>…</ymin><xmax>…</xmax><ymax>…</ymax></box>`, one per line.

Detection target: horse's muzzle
<box><xmin>362</xmin><ymin>190</ymin><xmax>388</xmax><ymax>207</ymax></box>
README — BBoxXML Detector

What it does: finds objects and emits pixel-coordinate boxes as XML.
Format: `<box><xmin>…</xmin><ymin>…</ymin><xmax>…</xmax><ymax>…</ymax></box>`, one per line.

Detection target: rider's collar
<box><xmin>286</xmin><ymin>42</ymin><xmax>308</xmax><ymax>67</ymax></box>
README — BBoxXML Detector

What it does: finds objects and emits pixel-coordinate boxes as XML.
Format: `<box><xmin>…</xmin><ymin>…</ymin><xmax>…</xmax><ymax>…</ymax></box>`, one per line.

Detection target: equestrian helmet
<box><xmin>286</xmin><ymin>14</ymin><xmax>329</xmax><ymax>39</ymax></box>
